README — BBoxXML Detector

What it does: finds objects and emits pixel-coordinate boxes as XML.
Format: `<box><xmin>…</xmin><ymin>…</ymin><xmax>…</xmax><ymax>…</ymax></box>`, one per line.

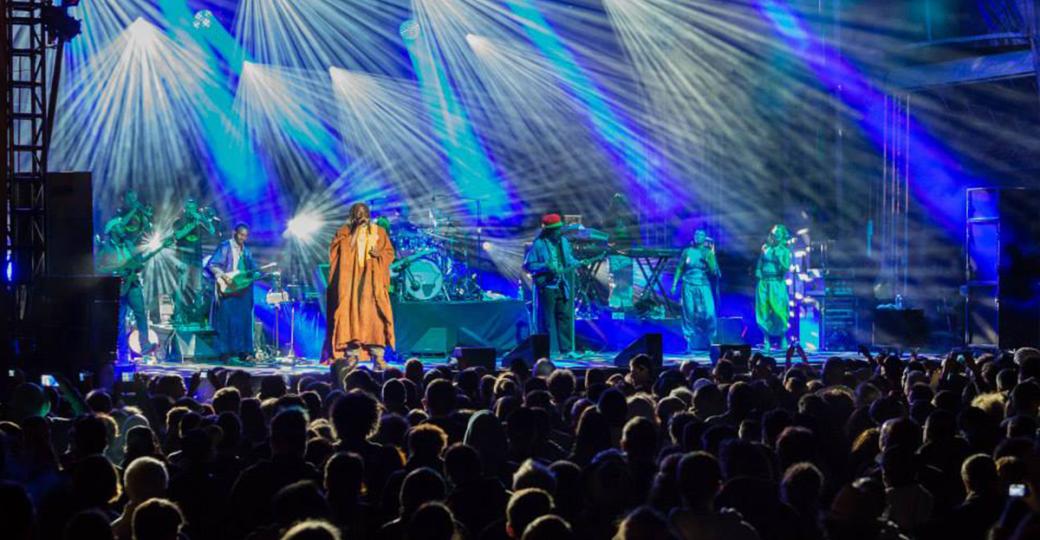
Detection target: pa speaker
<box><xmin>45</xmin><ymin>172</ymin><xmax>94</xmax><ymax>276</ymax></box>
<box><xmin>29</xmin><ymin>276</ymin><xmax>120</xmax><ymax>376</ymax></box>
<box><xmin>613</xmin><ymin>333</ymin><xmax>662</xmax><ymax>370</ymax></box>
<box><xmin>502</xmin><ymin>333</ymin><xmax>550</xmax><ymax>369</ymax></box>
<box><xmin>454</xmin><ymin>347</ymin><xmax>497</xmax><ymax>372</ymax></box>
<box><xmin>711</xmin><ymin>344</ymin><xmax>752</xmax><ymax>368</ymax></box>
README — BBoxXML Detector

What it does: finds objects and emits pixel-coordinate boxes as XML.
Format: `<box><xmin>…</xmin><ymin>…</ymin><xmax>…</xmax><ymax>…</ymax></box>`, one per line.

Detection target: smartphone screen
<box><xmin>122</xmin><ymin>372</ymin><xmax>134</xmax><ymax>383</ymax></box>
<box><xmin>40</xmin><ymin>374</ymin><xmax>58</xmax><ymax>387</ymax></box>
<box><xmin>1009</xmin><ymin>484</ymin><xmax>1027</xmax><ymax>498</ymax></box>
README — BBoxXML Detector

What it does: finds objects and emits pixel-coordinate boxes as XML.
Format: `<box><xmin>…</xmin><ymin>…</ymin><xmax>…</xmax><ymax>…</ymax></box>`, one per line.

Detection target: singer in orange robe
<box><xmin>324</xmin><ymin>203</ymin><xmax>395</xmax><ymax>367</ymax></box>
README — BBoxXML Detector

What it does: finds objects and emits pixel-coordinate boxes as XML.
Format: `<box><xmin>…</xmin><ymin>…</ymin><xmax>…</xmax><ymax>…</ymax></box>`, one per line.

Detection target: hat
<box><xmin>541</xmin><ymin>213</ymin><xmax>563</xmax><ymax>229</ymax></box>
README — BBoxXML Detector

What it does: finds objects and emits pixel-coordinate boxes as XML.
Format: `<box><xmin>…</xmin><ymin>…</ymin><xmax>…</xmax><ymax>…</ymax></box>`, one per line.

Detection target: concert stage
<box><xmin>133</xmin><ymin>350</ymin><xmax>861</xmax><ymax>380</ymax></box>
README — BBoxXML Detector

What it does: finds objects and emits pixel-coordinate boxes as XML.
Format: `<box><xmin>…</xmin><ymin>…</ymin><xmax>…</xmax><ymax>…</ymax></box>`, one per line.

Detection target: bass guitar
<box><xmin>217</xmin><ymin>262</ymin><xmax>278</xmax><ymax>298</ymax></box>
<box><xmin>542</xmin><ymin>252</ymin><xmax>607</xmax><ymax>301</ymax></box>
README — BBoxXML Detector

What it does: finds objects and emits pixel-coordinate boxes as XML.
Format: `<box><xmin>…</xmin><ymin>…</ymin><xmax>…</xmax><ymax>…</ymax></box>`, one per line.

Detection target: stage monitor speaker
<box><xmin>168</xmin><ymin>329</ymin><xmax>221</xmax><ymax>362</ymax></box>
<box><xmin>30</xmin><ymin>275</ymin><xmax>120</xmax><ymax>376</ymax></box>
<box><xmin>873</xmin><ymin>308</ymin><xmax>928</xmax><ymax>348</ymax></box>
<box><xmin>409</xmin><ymin>326</ymin><xmax>458</xmax><ymax>357</ymax></box>
<box><xmin>45</xmin><ymin>172</ymin><xmax>94</xmax><ymax>276</ymax></box>
<box><xmin>502</xmin><ymin>334</ymin><xmax>550</xmax><ymax>369</ymax></box>
<box><xmin>613</xmin><ymin>333</ymin><xmax>663</xmax><ymax>370</ymax></box>
<box><xmin>453</xmin><ymin>347</ymin><xmax>497</xmax><ymax>372</ymax></box>
<box><xmin>710</xmin><ymin>344</ymin><xmax>752</xmax><ymax>368</ymax></box>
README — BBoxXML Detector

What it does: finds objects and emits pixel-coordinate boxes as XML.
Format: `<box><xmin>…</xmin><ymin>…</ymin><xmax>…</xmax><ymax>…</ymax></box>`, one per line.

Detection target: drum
<box><xmin>128</xmin><ymin>328</ymin><xmax>161</xmax><ymax>358</ymax></box>
<box><xmin>402</xmin><ymin>257</ymin><xmax>444</xmax><ymax>301</ymax></box>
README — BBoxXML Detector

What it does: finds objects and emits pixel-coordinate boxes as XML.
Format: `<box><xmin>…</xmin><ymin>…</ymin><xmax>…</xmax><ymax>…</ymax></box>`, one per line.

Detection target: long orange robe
<box><xmin>324</xmin><ymin>222</ymin><xmax>395</xmax><ymax>358</ymax></box>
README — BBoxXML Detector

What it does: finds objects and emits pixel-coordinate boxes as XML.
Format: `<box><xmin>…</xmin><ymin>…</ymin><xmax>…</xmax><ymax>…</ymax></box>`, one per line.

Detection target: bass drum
<box><xmin>401</xmin><ymin>257</ymin><xmax>444</xmax><ymax>301</ymax></box>
<box><xmin>128</xmin><ymin>328</ymin><xmax>161</xmax><ymax>360</ymax></box>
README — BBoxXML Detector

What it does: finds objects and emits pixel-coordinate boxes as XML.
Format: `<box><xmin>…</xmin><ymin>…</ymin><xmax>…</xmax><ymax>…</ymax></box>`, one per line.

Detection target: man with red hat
<box><xmin>523</xmin><ymin>213</ymin><xmax>580</xmax><ymax>355</ymax></box>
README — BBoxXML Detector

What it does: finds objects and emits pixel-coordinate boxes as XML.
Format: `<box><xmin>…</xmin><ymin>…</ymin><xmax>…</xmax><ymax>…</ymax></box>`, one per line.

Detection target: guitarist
<box><xmin>524</xmin><ymin>213</ymin><xmax>581</xmax><ymax>355</ymax></box>
<box><xmin>104</xmin><ymin>232</ymin><xmax>157</xmax><ymax>363</ymax></box>
<box><xmin>206</xmin><ymin>223</ymin><xmax>259</xmax><ymax>363</ymax></box>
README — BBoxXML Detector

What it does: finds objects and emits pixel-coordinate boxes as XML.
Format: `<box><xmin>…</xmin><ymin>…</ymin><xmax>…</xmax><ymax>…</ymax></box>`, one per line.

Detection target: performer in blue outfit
<box><xmin>671</xmin><ymin>229</ymin><xmax>720</xmax><ymax>352</ymax></box>
<box><xmin>524</xmin><ymin>213</ymin><xmax>580</xmax><ymax>355</ymax></box>
<box><xmin>207</xmin><ymin>223</ymin><xmax>258</xmax><ymax>362</ymax></box>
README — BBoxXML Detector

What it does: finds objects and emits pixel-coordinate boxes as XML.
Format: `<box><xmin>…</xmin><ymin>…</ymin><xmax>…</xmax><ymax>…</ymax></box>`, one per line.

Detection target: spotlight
<box><xmin>128</xmin><ymin>18</ymin><xmax>155</xmax><ymax>42</ymax></box>
<box><xmin>145</xmin><ymin>233</ymin><xmax>164</xmax><ymax>251</ymax></box>
<box><xmin>287</xmin><ymin>213</ymin><xmax>323</xmax><ymax>239</ymax></box>
<box><xmin>481</xmin><ymin>241</ymin><xmax>492</xmax><ymax>252</ymax></box>
<box><xmin>193</xmin><ymin>10</ymin><xmax>214</xmax><ymax>30</ymax></box>
<box><xmin>399</xmin><ymin>19</ymin><xmax>420</xmax><ymax>42</ymax></box>
<box><xmin>465</xmin><ymin>33</ymin><xmax>486</xmax><ymax>51</ymax></box>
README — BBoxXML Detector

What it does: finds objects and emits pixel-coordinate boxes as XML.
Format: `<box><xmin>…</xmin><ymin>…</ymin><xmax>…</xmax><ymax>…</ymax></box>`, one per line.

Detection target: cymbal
<box><xmin>563</xmin><ymin>224</ymin><xmax>610</xmax><ymax>242</ymax></box>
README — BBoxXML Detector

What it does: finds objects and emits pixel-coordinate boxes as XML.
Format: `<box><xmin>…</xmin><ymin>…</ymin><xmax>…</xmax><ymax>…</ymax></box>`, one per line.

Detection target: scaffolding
<box><xmin>3</xmin><ymin>0</ymin><xmax>52</xmax><ymax>358</ymax></box>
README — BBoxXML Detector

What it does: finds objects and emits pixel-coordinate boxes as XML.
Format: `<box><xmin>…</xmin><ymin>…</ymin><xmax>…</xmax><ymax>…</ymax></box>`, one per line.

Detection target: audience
<box><xmin>2</xmin><ymin>346</ymin><xmax>1039</xmax><ymax>540</ymax></box>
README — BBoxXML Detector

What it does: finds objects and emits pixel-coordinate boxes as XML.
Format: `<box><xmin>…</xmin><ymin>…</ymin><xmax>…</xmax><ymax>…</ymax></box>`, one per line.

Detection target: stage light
<box><xmin>465</xmin><ymin>33</ymin><xmax>488</xmax><ymax>52</ymax></box>
<box><xmin>399</xmin><ymin>19</ymin><xmax>420</xmax><ymax>41</ymax></box>
<box><xmin>482</xmin><ymin>241</ymin><xmax>492</xmax><ymax>252</ymax></box>
<box><xmin>193</xmin><ymin>10</ymin><xmax>213</xmax><ymax>30</ymax></box>
<box><xmin>127</xmin><ymin>17</ymin><xmax>155</xmax><ymax>41</ymax></box>
<box><xmin>287</xmin><ymin>213</ymin><xmax>324</xmax><ymax>239</ymax></box>
<box><xmin>145</xmin><ymin>233</ymin><xmax>164</xmax><ymax>251</ymax></box>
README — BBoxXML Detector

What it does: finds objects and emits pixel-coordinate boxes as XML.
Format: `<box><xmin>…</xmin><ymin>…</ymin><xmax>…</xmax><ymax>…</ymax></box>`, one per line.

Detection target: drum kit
<box><xmin>389</xmin><ymin>217</ymin><xmax>483</xmax><ymax>302</ymax></box>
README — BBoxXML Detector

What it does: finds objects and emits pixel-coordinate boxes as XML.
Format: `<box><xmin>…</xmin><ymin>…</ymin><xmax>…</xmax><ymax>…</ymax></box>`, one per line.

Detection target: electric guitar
<box><xmin>217</xmin><ymin>262</ymin><xmax>278</xmax><ymax>298</ymax></box>
<box><xmin>97</xmin><ymin>216</ymin><xmax>203</xmax><ymax>277</ymax></box>
<box><xmin>542</xmin><ymin>252</ymin><xmax>607</xmax><ymax>300</ymax></box>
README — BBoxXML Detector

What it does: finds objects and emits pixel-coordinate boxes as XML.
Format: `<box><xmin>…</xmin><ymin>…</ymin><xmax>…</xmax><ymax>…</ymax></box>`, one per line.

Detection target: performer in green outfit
<box><xmin>755</xmin><ymin>224</ymin><xmax>792</xmax><ymax>350</ymax></box>
<box><xmin>671</xmin><ymin>229</ymin><xmax>720</xmax><ymax>353</ymax></box>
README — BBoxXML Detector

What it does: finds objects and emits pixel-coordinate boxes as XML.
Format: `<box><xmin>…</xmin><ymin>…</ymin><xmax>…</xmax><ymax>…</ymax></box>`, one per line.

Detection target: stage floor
<box><xmin>134</xmin><ymin>350</ymin><xmax>862</xmax><ymax>378</ymax></box>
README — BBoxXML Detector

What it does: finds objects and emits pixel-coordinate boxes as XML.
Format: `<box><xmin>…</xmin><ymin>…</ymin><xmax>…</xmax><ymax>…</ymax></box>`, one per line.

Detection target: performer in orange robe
<box><xmin>324</xmin><ymin>202</ymin><xmax>395</xmax><ymax>368</ymax></box>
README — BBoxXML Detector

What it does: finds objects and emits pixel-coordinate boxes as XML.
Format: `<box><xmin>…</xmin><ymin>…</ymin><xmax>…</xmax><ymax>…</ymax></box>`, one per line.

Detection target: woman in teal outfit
<box><xmin>671</xmin><ymin>229</ymin><xmax>720</xmax><ymax>353</ymax></box>
<box><xmin>755</xmin><ymin>224</ymin><xmax>792</xmax><ymax>350</ymax></box>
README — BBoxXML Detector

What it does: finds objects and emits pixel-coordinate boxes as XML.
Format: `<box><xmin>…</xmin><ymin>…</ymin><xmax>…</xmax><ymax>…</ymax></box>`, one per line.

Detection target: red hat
<box><xmin>541</xmin><ymin>213</ymin><xmax>564</xmax><ymax>229</ymax></box>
